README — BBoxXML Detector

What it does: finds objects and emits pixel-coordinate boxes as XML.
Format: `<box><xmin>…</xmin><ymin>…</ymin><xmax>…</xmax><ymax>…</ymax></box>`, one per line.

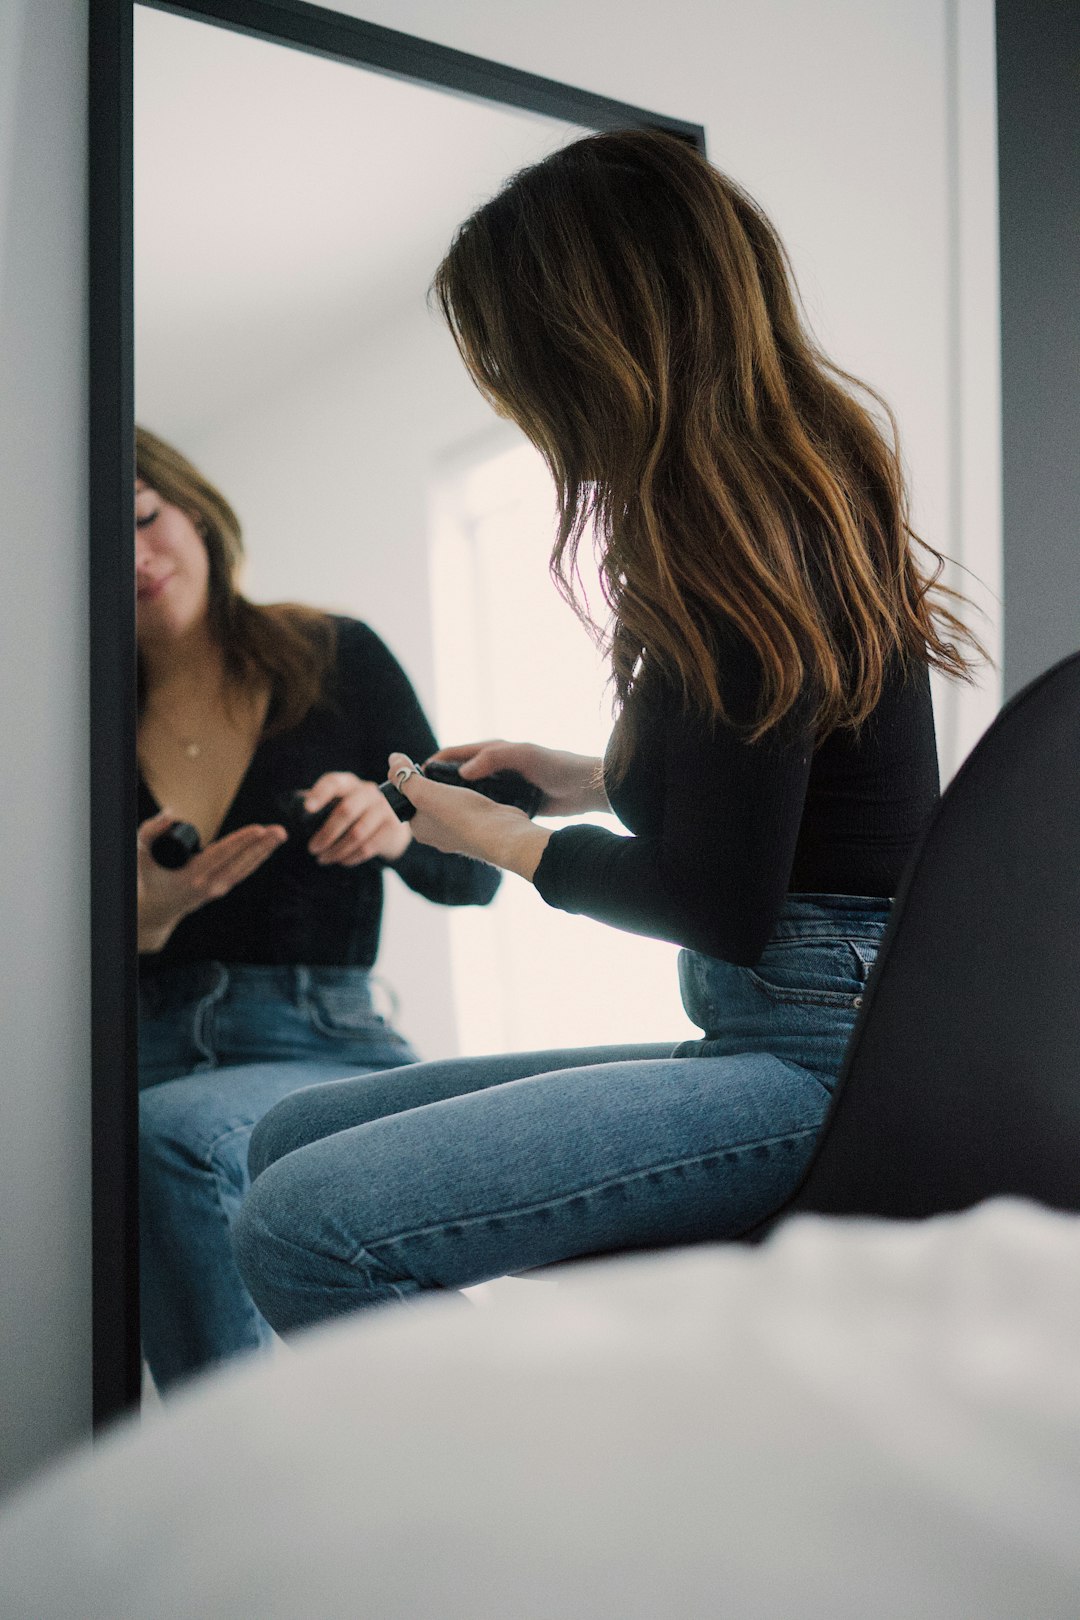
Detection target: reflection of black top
<box><xmin>532</xmin><ymin>628</ymin><xmax>939</xmax><ymax>966</ymax></box>
<box><xmin>139</xmin><ymin>617</ymin><xmax>500</xmax><ymax>971</ymax></box>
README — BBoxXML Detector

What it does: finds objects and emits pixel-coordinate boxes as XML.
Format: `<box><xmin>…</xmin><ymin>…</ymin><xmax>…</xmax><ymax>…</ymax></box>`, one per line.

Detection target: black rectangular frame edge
<box><xmin>89</xmin><ymin>0</ymin><xmax>141</xmax><ymax>1425</ymax></box>
<box><xmin>139</xmin><ymin>0</ymin><xmax>706</xmax><ymax>141</ymax></box>
<box><xmin>90</xmin><ymin>0</ymin><xmax>705</xmax><ymax>1429</ymax></box>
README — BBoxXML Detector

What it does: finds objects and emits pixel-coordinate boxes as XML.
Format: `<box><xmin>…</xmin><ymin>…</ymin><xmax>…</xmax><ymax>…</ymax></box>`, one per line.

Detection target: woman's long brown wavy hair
<box><xmin>135</xmin><ymin>427</ymin><xmax>336</xmax><ymax>736</ymax></box>
<box><xmin>432</xmin><ymin>128</ymin><xmax>984</xmax><ymax>774</ymax></box>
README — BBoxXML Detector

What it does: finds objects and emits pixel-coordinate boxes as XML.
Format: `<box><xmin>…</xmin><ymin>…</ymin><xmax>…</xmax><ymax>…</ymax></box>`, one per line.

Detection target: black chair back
<box><xmin>782</xmin><ymin>651</ymin><xmax>1080</xmax><ymax>1220</ymax></box>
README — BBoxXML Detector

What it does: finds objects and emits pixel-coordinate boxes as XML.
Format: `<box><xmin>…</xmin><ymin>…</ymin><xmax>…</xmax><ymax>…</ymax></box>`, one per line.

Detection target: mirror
<box><xmin>117</xmin><ymin>0</ymin><xmax>704</xmax><ymax>1406</ymax></box>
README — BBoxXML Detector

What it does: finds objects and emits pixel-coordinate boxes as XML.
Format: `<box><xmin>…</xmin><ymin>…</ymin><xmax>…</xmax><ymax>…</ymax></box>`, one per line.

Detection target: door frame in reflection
<box><xmin>88</xmin><ymin>0</ymin><xmax>705</xmax><ymax>1427</ymax></box>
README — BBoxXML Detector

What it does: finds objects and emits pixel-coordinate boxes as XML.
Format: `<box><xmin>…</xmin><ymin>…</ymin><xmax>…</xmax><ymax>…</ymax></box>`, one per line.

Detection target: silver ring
<box><xmin>394</xmin><ymin>763</ymin><xmax>421</xmax><ymax>788</ymax></box>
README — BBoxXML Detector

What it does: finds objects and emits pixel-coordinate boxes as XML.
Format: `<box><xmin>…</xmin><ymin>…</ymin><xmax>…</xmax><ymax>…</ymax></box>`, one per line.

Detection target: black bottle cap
<box><xmin>273</xmin><ymin>791</ymin><xmax>339</xmax><ymax>842</ymax></box>
<box><xmin>149</xmin><ymin>821</ymin><xmax>202</xmax><ymax>870</ymax></box>
<box><xmin>378</xmin><ymin>780</ymin><xmax>417</xmax><ymax>822</ymax></box>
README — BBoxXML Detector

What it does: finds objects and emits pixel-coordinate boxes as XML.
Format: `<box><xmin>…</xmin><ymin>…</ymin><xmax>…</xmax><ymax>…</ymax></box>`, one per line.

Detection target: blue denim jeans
<box><xmin>234</xmin><ymin>895</ymin><xmax>891</xmax><ymax>1336</ymax></box>
<box><xmin>138</xmin><ymin>962</ymin><xmax>418</xmax><ymax>1390</ymax></box>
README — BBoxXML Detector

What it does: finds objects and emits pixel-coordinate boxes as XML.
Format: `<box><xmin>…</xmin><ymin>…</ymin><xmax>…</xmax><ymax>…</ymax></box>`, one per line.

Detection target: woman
<box><xmin>233</xmin><ymin>129</ymin><xmax>982</xmax><ymax>1333</ymax></box>
<box><xmin>135</xmin><ymin>426</ymin><xmax>500</xmax><ymax>1390</ymax></box>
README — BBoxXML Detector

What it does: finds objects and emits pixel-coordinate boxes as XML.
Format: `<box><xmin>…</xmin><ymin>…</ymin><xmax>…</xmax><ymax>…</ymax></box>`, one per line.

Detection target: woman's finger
<box><xmin>315</xmin><ymin>800</ymin><xmax>389</xmax><ymax>865</ymax></box>
<box><xmin>307</xmin><ymin>786</ymin><xmax>376</xmax><ymax>857</ymax></box>
<box><xmin>212</xmin><ymin>836</ymin><xmax>286</xmax><ymax>892</ymax></box>
<box><xmin>303</xmin><ymin>771</ymin><xmax>359</xmax><ymax>814</ymax></box>
<box><xmin>386</xmin><ymin>753</ymin><xmax>428</xmax><ymax>807</ymax></box>
<box><xmin>338</xmin><ymin>842</ymin><xmax>385</xmax><ymax>867</ymax></box>
<box><xmin>425</xmin><ymin>740</ymin><xmax>528</xmax><ymax>781</ymax></box>
<box><xmin>193</xmin><ymin>826</ymin><xmax>284</xmax><ymax>885</ymax></box>
<box><xmin>455</xmin><ymin>749</ymin><xmax>511</xmax><ymax>780</ymax></box>
<box><xmin>424</xmin><ymin>741</ymin><xmax>514</xmax><ymax>777</ymax></box>
<box><xmin>191</xmin><ymin>828</ymin><xmax>285</xmax><ymax>898</ymax></box>
<box><xmin>136</xmin><ymin>808</ymin><xmax>179</xmax><ymax>850</ymax></box>
<box><xmin>424</xmin><ymin>740</ymin><xmax>502</xmax><ymax>764</ymax></box>
<box><xmin>195</xmin><ymin>824</ymin><xmax>278</xmax><ymax>873</ymax></box>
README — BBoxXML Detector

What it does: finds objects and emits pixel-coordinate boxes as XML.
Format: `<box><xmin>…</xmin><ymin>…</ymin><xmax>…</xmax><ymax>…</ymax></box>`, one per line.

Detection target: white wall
<box><xmin>0</xmin><ymin>0</ymin><xmax>92</xmax><ymax>1492</ymax></box>
<box><xmin>0</xmin><ymin>0</ymin><xmax>1001</xmax><ymax>1492</ymax></box>
<box><xmin>184</xmin><ymin>301</ymin><xmax>500</xmax><ymax>1059</ymax></box>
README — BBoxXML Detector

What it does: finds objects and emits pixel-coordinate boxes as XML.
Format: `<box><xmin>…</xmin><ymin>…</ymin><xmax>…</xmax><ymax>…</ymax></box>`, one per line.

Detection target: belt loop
<box><xmin>191</xmin><ymin>962</ymin><xmax>229</xmax><ymax>1069</ymax></box>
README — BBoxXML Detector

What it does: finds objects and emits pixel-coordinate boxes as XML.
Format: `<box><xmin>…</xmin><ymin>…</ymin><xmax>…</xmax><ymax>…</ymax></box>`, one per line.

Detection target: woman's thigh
<box><xmin>139</xmin><ymin>1060</ymin><xmax>384</xmax><ymax>1183</ymax></box>
<box><xmin>237</xmin><ymin>1050</ymin><xmax>831</xmax><ymax>1326</ymax></box>
<box><xmin>248</xmin><ymin>1043</ymin><xmax>679</xmax><ymax>1179</ymax></box>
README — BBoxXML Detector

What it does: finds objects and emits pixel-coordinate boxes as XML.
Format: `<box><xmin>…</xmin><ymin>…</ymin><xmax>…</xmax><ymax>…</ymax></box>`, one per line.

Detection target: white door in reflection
<box><xmin>430</xmin><ymin>437</ymin><xmax>697</xmax><ymax>1054</ymax></box>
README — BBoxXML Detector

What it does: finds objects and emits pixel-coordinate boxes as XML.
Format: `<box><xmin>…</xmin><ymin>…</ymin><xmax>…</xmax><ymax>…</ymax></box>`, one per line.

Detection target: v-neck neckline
<box><xmin>138</xmin><ymin>684</ymin><xmax>278</xmax><ymax>846</ymax></box>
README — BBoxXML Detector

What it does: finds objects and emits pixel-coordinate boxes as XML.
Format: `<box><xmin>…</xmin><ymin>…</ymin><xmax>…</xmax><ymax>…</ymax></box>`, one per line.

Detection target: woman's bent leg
<box><xmin>139</xmin><ymin>1059</ymin><xmax>385</xmax><ymax>1391</ymax></box>
<box><xmin>235</xmin><ymin>1049</ymin><xmax>831</xmax><ymax>1336</ymax></box>
<box><xmin>248</xmin><ymin>1043</ymin><xmax>678</xmax><ymax>1180</ymax></box>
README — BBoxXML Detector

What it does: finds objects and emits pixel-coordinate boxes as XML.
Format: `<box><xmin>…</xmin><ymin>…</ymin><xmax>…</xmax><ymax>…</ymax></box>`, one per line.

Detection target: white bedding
<box><xmin>1</xmin><ymin>1198</ymin><xmax>1078</xmax><ymax>1618</ymax></box>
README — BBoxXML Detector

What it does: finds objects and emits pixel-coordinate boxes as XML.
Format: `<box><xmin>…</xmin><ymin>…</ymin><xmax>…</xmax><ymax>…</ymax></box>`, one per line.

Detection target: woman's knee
<box><xmin>247</xmin><ymin>1069</ymin><xmax>378</xmax><ymax>1180</ymax></box>
<box><xmin>138</xmin><ymin>1076</ymin><xmax>203</xmax><ymax>1167</ymax></box>
<box><xmin>247</xmin><ymin>1090</ymin><xmax>310</xmax><ymax>1182</ymax></box>
<box><xmin>232</xmin><ymin>1153</ymin><xmax>329</xmax><ymax>1327</ymax></box>
<box><xmin>231</xmin><ymin>1162</ymin><xmax>280</xmax><ymax>1299</ymax></box>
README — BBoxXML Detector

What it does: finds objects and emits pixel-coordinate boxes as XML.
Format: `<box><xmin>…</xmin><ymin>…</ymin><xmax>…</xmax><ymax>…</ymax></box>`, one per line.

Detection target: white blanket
<box><xmin>1</xmin><ymin>1198</ymin><xmax>1078</xmax><ymax>1618</ymax></box>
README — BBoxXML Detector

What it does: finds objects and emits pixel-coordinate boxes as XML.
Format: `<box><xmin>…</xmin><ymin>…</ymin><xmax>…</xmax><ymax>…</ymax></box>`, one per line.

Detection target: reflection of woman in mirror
<box><xmin>134</xmin><ymin>427</ymin><xmax>500</xmax><ymax>1391</ymax></box>
<box><xmin>236</xmin><ymin>130</ymin><xmax>983</xmax><ymax>1331</ymax></box>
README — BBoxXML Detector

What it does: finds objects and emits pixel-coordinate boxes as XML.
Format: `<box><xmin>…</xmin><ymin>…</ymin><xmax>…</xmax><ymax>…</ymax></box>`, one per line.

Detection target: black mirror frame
<box><xmin>88</xmin><ymin>0</ymin><xmax>706</xmax><ymax>1428</ymax></box>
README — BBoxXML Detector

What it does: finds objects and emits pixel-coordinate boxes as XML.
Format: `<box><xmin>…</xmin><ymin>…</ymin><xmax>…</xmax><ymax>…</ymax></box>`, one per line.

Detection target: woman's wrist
<box><xmin>137</xmin><ymin>919</ymin><xmax>175</xmax><ymax>954</ymax></box>
<box><xmin>137</xmin><ymin>895</ymin><xmax>187</xmax><ymax>954</ymax></box>
<box><xmin>564</xmin><ymin>755</ymin><xmax>610</xmax><ymax>816</ymax></box>
<box><xmin>381</xmin><ymin>823</ymin><xmax>414</xmax><ymax>864</ymax></box>
<box><xmin>488</xmin><ymin>813</ymin><xmax>551</xmax><ymax>881</ymax></box>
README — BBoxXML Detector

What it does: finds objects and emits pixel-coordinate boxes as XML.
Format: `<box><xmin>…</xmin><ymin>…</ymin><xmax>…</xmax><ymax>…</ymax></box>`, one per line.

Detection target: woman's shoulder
<box><xmin>325</xmin><ymin>614</ymin><xmax>385</xmax><ymax>665</ymax></box>
<box><xmin>324</xmin><ymin>616</ymin><xmax>415</xmax><ymax>690</ymax></box>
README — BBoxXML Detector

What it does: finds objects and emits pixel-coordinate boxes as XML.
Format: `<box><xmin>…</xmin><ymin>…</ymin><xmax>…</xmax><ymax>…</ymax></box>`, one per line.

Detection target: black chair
<box><xmin>776</xmin><ymin>649</ymin><xmax>1080</xmax><ymax>1222</ymax></box>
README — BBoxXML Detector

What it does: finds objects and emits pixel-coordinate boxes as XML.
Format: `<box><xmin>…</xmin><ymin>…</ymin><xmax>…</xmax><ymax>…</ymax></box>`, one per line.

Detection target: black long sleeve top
<box><xmin>532</xmin><ymin>629</ymin><xmax>939</xmax><ymax>966</ymax></box>
<box><xmin>139</xmin><ymin>617</ymin><xmax>501</xmax><ymax>972</ymax></box>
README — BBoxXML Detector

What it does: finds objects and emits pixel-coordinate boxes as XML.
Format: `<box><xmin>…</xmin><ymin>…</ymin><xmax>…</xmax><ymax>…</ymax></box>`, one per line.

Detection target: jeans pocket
<box><xmin>302</xmin><ymin>985</ymin><xmax>416</xmax><ymax>1071</ymax></box>
<box><xmin>743</xmin><ymin>938</ymin><xmax>873</xmax><ymax>1008</ymax></box>
<box><xmin>305</xmin><ymin>983</ymin><xmax>385</xmax><ymax>1039</ymax></box>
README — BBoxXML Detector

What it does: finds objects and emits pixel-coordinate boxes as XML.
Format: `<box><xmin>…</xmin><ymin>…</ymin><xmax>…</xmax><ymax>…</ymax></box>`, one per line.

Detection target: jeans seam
<box><xmin>251</xmin><ymin>1218</ymin><xmax>414</xmax><ymax>1305</ymax></box>
<box><xmin>204</xmin><ymin>1121</ymin><xmax>272</xmax><ymax>1340</ymax></box>
<box><xmin>353</xmin><ymin>1124</ymin><xmax>823</xmax><ymax>1261</ymax></box>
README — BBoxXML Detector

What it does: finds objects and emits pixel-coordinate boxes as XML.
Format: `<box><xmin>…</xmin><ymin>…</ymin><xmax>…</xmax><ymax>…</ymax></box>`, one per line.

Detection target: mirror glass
<box><xmin>135</xmin><ymin>6</ymin><xmax>696</xmax><ymax>1060</ymax></box>
<box><xmin>134</xmin><ymin>6</ymin><xmax>696</xmax><ymax>1395</ymax></box>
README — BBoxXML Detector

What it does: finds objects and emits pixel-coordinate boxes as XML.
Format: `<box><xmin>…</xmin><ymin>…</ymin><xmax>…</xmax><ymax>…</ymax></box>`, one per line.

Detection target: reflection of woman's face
<box><xmin>135</xmin><ymin>479</ymin><xmax>211</xmax><ymax>641</ymax></box>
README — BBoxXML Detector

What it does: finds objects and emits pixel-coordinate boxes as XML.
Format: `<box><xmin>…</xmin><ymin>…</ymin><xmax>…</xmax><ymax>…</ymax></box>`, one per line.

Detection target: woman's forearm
<box><xmin>545</xmin><ymin>752</ymin><xmax>611</xmax><ymax>817</ymax></box>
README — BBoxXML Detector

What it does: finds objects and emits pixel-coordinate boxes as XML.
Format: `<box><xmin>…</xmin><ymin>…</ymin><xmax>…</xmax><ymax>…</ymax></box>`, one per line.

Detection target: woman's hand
<box><xmin>303</xmin><ymin>772</ymin><xmax>413</xmax><ymax>866</ymax></box>
<box><xmin>424</xmin><ymin>740</ymin><xmax>609</xmax><ymax>818</ymax></box>
<box><xmin>387</xmin><ymin>753</ymin><xmax>551</xmax><ymax>881</ymax></box>
<box><xmin>137</xmin><ymin>810</ymin><xmax>287</xmax><ymax>954</ymax></box>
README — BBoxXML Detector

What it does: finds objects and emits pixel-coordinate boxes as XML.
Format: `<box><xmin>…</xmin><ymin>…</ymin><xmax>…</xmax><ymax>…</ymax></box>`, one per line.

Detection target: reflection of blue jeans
<box><xmin>235</xmin><ymin>896</ymin><xmax>890</xmax><ymax>1336</ymax></box>
<box><xmin>138</xmin><ymin>963</ymin><xmax>418</xmax><ymax>1391</ymax></box>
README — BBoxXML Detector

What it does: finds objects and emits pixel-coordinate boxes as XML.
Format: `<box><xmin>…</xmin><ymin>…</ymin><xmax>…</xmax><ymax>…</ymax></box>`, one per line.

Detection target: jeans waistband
<box><xmin>769</xmin><ymin>892</ymin><xmax>892</xmax><ymax>940</ymax></box>
<box><xmin>138</xmin><ymin>960</ymin><xmax>374</xmax><ymax>1007</ymax></box>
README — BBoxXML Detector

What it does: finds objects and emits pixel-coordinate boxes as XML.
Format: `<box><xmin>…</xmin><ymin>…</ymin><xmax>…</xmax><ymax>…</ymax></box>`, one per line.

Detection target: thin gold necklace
<box><xmin>142</xmin><ymin>706</ymin><xmax>211</xmax><ymax>760</ymax></box>
<box><xmin>141</xmin><ymin>681</ymin><xmax>231</xmax><ymax>761</ymax></box>
<box><xmin>141</xmin><ymin>681</ymin><xmax>267</xmax><ymax>761</ymax></box>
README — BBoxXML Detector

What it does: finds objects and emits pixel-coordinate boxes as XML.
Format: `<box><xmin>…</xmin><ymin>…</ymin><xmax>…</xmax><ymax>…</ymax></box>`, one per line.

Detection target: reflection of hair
<box><xmin>433</xmin><ymin>128</ymin><xmax>983</xmax><ymax>774</ymax></box>
<box><xmin>135</xmin><ymin>426</ymin><xmax>335</xmax><ymax>736</ymax></box>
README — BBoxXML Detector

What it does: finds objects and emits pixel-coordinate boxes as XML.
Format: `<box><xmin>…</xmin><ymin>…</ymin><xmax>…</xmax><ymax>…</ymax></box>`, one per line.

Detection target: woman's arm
<box><xmin>386</xmin><ymin>755</ymin><xmax>552</xmax><ymax>882</ymax></box>
<box><xmin>386</xmin><ymin>629</ymin><xmax>817</xmax><ymax>964</ymax></box>
<box><xmin>342</xmin><ymin>623</ymin><xmax>502</xmax><ymax>907</ymax></box>
<box><xmin>529</xmin><ymin>656</ymin><xmax>816</xmax><ymax>964</ymax></box>
<box><xmin>427</xmin><ymin>741</ymin><xmax>610</xmax><ymax>819</ymax></box>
